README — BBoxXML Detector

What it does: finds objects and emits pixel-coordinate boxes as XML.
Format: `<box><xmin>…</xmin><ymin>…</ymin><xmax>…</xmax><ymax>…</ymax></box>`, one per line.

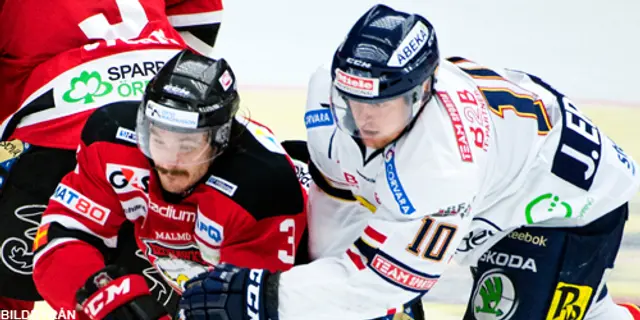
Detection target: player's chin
<box><xmin>361</xmin><ymin>134</ymin><xmax>393</xmax><ymax>149</ymax></box>
<box><xmin>158</xmin><ymin>174</ymin><xmax>192</xmax><ymax>194</ymax></box>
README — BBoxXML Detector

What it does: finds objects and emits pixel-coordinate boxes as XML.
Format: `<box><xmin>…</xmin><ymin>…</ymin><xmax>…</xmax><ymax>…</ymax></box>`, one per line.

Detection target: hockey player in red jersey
<box><xmin>0</xmin><ymin>0</ymin><xmax>223</xmax><ymax>147</ymax></box>
<box><xmin>32</xmin><ymin>50</ymin><xmax>308</xmax><ymax>320</ymax></box>
<box><xmin>0</xmin><ymin>0</ymin><xmax>224</xmax><ymax>312</ymax></box>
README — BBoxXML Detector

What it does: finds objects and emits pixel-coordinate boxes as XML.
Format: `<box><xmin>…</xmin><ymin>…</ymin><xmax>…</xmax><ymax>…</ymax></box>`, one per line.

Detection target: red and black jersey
<box><xmin>32</xmin><ymin>102</ymin><xmax>307</xmax><ymax>314</ymax></box>
<box><xmin>0</xmin><ymin>0</ymin><xmax>223</xmax><ymax>149</ymax></box>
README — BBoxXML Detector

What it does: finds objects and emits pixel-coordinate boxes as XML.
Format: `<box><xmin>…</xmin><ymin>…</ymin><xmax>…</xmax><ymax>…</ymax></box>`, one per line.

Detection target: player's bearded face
<box><xmin>349</xmin><ymin>96</ymin><xmax>411</xmax><ymax>149</ymax></box>
<box><xmin>148</xmin><ymin>126</ymin><xmax>215</xmax><ymax>194</ymax></box>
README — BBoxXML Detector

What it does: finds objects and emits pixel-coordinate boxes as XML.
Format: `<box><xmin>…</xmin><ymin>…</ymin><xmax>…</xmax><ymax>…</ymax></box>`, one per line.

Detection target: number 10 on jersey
<box><xmin>406</xmin><ymin>217</ymin><xmax>457</xmax><ymax>261</ymax></box>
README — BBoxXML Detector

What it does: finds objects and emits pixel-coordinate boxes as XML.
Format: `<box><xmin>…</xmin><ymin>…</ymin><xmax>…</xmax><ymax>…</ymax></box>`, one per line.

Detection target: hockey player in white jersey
<box><xmin>177</xmin><ymin>4</ymin><xmax>640</xmax><ymax>320</ymax></box>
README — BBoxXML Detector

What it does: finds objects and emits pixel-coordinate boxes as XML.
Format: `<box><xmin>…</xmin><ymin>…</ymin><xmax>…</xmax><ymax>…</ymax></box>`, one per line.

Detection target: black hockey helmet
<box><xmin>136</xmin><ymin>50</ymin><xmax>240</xmax><ymax>165</ymax></box>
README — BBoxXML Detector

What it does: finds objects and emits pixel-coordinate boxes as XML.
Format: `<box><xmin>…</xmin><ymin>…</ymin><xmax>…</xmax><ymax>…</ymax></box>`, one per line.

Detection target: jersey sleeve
<box><xmin>166</xmin><ymin>0</ymin><xmax>223</xmax><ymax>57</ymax></box>
<box><xmin>221</xmin><ymin>210</ymin><xmax>307</xmax><ymax>271</ymax></box>
<box><xmin>195</xmin><ymin>127</ymin><xmax>309</xmax><ymax>271</ymax></box>
<box><xmin>305</xmin><ymin>65</ymin><xmax>354</xmax><ymax>193</ymax></box>
<box><xmin>194</xmin><ymin>183</ymin><xmax>307</xmax><ymax>272</ymax></box>
<box><xmin>32</xmin><ymin>141</ymin><xmax>127</xmax><ymax>312</ymax></box>
<box><xmin>304</xmin><ymin>66</ymin><xmax>379</xmax><ymax>259</ymax></box>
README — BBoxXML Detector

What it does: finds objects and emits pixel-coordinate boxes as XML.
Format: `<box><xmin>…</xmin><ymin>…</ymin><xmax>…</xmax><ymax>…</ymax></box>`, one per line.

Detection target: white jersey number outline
<box><xmin>78</xmin><ymin>0</ymin><xmax>149</xmax><ymax>42</ymax></box>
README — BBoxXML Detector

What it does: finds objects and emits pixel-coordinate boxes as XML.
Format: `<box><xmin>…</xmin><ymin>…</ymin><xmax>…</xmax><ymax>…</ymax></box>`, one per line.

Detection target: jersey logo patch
<box><xmin>142</xmin><ymin>240</ymin><xmax>208</xmax><ymax>293</ymax></box>
<box><xmin>438</xmin><ymin>91</ymin><xmax>473</xmax><ymax>163</ymax></box>
<box><xmin>115</xmin><ymin>127</ymin><xmax>137</xmax><ymax>144</ymax></box>
<box><xmin>106</xmin><ymin>164</ymin><xmax>150</xmax><ymax>194</ymax></box>
<box><xmin>384</xmin><ymin>145</ymin><xmax>416</xmax><ymax>215</ymax></box>
<box><xmin>304</xmin><ymin>109</ymin><xmax>334</xmax><ymax>129</ymax></box>
<box><xmin>369</xmin><ymin>250</ymin><xmax>438</xmax><ymax>292</ymax></box>
<box><xmin>51</xmin><ymin>183</ymin><xmax>111</xmax><ymax>225</ymax></box>
<box><xmin>206</xmin><ymin>175</ymin><xmax>238</xmax><ymax>196</ymax></box>
<box><xmin>194</xmin><ymin>210</ymin><xmax>224</xmax><ymax>249</ymax></box>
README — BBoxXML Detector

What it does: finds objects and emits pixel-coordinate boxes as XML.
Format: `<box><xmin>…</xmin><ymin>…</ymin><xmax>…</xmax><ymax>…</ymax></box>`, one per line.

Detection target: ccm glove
<box><xmin>76</xmin><ymin>265</ymin><xmax>170</xmax><ymax>320</ymax></box>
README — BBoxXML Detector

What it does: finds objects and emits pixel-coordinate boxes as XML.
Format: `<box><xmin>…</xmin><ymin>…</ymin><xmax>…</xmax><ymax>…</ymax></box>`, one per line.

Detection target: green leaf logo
<box><xmin>62</xmin><ymin>71</ymin><xmax>113</xmax><ymax>104</ymax></box>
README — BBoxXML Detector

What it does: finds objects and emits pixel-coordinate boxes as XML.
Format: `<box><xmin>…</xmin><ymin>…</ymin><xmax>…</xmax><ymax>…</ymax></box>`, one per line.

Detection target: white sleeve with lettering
<box><xmin>305</xmin><ymin>65</ymin><xmax>349</xmax><ymax>188</ymax></box>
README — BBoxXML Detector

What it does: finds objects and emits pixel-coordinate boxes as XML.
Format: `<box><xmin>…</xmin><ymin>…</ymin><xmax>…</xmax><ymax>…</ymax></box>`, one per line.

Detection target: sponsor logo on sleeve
<box><xmin>115</xmin><ymin>127</ymin><xmax>137</xmax><ymax>144</ymax></box>
<box><xmin>438</xmin><ymin>91</ymin><xmax>473</xmax><ymax>162</ymax></box>
<box><xmin>369</xmin><ymin>253</ymin><xmax>438</xmax><ymax>292</ymax></box>
<box><xmin>304</xmin><ymin>109</ymin><xmax>334</xmax><ymax>129</ymax></box>
<box><xmin>51</xmin><ymin>183</ymin><xmax>111</xmax><ymax>225</ymax></box>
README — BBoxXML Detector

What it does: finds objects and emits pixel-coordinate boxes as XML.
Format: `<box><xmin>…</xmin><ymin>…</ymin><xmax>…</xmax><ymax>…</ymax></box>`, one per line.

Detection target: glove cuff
<box><xmin>81</xmin><ymin>274</ymin><xmax>151</xmax><ymax>319</ymax></box>
<box><xmin>264</xmin><ymin>271</ymin><xmax>281</xmax><ymax>320</ymax></box>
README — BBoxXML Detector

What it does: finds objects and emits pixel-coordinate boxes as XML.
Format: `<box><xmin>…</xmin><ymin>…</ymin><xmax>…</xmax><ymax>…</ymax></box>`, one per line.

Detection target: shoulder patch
<box><xmin>206</xmin><ymin>175</ymin><xmax>238</xmax><ymax>197</ymax></box>
<box><xmin>81</xmin><ymin>101</ymin><xmax>139</xmax><ymax>147</ymax></box>
<box><xmin>115</xmin><ymin>127</ymin><xmax>137</xmax><ymax>144</ymax></box>
<box><xmin>206</xmin><ymin>126</ymin><xmax>305</xmax><ymax>221</ymax></box>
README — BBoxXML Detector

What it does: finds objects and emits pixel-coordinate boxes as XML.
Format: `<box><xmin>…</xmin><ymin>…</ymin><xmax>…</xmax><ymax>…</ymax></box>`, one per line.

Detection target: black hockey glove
<box><xmin>178</xmin><ymin>263</ymin><xmax>280</xmax><ymax>320</ymax></box>
<box><xmin>76</xmin><ymin>265</ymin><xmax>170</xmax><ymax>320</ymax></box>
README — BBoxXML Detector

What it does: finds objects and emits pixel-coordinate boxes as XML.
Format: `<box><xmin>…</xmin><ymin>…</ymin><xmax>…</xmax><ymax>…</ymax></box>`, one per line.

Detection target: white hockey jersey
<box><xmin>277</xmin><ymin>58</ymin><xmax>640</xmax><ymax>319</ymax></box>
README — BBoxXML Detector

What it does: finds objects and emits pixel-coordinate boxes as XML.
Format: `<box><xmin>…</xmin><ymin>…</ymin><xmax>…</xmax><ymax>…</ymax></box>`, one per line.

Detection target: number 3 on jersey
<box><xmin>278</xmin><ymin>219</ymin><xmax>295</xmax><ymax>264</ymax></box>
<box><xmin>79</xmin><ymin>0</ymin><xmax>148</xmax><ymax>42</ymax></box>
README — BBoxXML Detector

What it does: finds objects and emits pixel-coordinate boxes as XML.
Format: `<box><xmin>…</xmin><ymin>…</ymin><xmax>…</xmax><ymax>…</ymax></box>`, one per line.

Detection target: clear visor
<box><xmin>136</xmin><ymin>104</ymin><xmax>221</xmax><ymax>167</ymax></box>
<box><xmin>330</xmin><ymin>85</ymin><xmax>424</xmax><ymax>145</ymax></box>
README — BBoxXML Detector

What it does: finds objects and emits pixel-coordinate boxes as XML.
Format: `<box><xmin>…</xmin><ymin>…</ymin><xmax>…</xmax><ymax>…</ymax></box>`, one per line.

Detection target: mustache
<box><xmin>155</xmin><ymin>166</ymin><xmax>189</xmax><ymax>177</ymax></box>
